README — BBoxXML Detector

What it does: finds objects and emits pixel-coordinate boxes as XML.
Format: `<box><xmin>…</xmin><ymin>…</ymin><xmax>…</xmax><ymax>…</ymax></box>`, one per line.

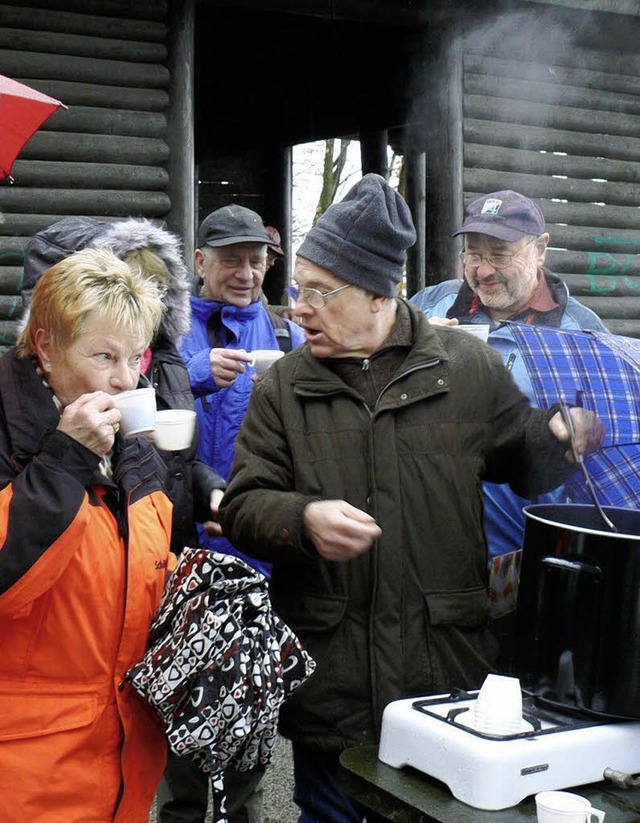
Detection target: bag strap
<box><xmin>265</xmin><ymin>307</ymin><xmax>292</xmax><ymax>354</ymax></box>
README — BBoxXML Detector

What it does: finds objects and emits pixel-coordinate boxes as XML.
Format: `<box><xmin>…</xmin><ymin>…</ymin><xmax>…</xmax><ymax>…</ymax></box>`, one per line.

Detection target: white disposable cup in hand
<box><xmin>473</xmin><ymin>673</ymin><xmax>523</xmax><ymax>735</ymax></box>
<box><xmin>456</xmin><ymin>324</ymin><xmax>490</xmax><ymax>343</ymax></box>
<box><xmin>248</xmin><ymin>349</ymin><xmax>284</xmax><ymax>375</ymax></box>
<box><xmin>536</xmin><ymin>791</ymin><xmax>606</xmax><ymax>823</ymax></box>
<box><xmin>113</xmin><ymin>387</ymin><xmax>156</xmax><ymax>437</ymax></box>
<box><xmin>154</xmin><ymin>409</ymin><xmax>197</xmax><ymax>451</ymax></box>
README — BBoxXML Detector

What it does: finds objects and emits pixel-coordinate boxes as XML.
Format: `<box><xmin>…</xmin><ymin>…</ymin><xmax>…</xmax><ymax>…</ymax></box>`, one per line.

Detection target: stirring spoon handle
<box><xmin>558</xmin><ymin>396</ymin><xmax>617</xmax><ymax>533</ymax></box>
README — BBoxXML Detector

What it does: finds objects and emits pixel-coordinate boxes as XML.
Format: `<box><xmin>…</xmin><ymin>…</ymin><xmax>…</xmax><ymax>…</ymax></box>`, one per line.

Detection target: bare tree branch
<box><xmin>313</xmin><ymin>138</ymin><xmax>351</xmax><ymax>225</ymax></box>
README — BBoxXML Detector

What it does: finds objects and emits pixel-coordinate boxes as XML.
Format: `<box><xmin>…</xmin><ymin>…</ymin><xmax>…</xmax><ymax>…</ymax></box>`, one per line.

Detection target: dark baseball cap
<box><xmin>452</xmin><ymin>190</ymin><xmax>546</xmax><ymax>242</ymax></box>
<box><xmin>197</xmin><ymin>205</ymin><xmax>271</xmax><ymax>248</ymax></box>
<box><xmin>265</xmin><ymin>226</ymin><xmax>284</xmax><ymax>256</ymax></box>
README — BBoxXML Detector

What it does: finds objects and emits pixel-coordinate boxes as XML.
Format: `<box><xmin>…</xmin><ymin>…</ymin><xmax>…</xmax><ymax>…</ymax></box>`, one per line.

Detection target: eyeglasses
<box><xmin>459</xmin><ymin>236</ymin><xmax>537</xmax><ymax>270</ymax></box>
<box><xmin>287</xmin><ymin>283</ymin><xmax>352</xmax><ymax>309</ymax></box>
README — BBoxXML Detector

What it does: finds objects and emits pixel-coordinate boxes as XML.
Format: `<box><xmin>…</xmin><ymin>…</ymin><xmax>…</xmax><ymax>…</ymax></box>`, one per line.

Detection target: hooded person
<box><xmin>20</xmin><ymin>216</ymin><xmax>109</xmax><ymax>314</ymax></box>
<box><xmin>21</xmin><ymin>216</ymin><xmax>226</xmax><ymax>555</ymax></box>
<box><xmin>218</xmin><ymin>173</ymin><xmax>605</xmax><ymax>823</ymax></box>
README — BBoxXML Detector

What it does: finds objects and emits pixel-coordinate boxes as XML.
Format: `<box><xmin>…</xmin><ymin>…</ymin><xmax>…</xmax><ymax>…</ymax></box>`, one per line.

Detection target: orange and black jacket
<box><xmin>0</xmin><ymin>348</ymin><xmax>174</xmax><ymax>823</ymax></box>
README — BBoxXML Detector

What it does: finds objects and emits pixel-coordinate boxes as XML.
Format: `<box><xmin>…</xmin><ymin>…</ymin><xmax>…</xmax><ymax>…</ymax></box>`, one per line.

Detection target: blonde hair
<box><xmin>17</xmin><ymin>247</ymin><xmax>165</xmax><ymax>358</ymax></box>
<box><xmin>121</xmin><ymin>247</ymin><xmax>170</xmax><ymax>291</ymax></box>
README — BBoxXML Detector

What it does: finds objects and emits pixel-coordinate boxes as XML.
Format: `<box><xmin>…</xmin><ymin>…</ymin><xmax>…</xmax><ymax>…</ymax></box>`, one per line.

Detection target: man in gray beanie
<box><xmin>295</xmin><ymin>171</ymin><xmax>416</xmax><ymax>297</ymax></box>
<box><xmin>219</xmin><ymin>174</ymin><xmax>604</xmax><ymax>823</ymax></box>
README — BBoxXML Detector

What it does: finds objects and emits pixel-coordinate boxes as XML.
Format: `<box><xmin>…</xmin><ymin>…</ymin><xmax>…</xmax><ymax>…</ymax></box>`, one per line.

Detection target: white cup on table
<box><xmin>535</xmin><ymin>791</ymin><xmax>605</xmax><ymax>823</ymax></box>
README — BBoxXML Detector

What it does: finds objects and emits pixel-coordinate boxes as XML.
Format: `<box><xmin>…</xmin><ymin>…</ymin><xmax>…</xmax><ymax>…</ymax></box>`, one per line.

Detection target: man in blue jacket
<box><xmin>411</xmin><ymin>189</ymin><xmax>607</xmax><ymax>569</ymax></box>
<box><xmin>180</xmin><ymin>204</ymin><xmax>305</xmax><ymax>574</ymax></box>
<box><xmin>162</xmin><ymin>205</ymin><xmax>305</xmax><ymax>823</ymax></box>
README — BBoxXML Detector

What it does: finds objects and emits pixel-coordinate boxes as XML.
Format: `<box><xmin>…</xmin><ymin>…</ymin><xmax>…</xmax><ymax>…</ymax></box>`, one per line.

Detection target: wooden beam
<box><xmin>13</xmin><ymin>79</ymin><xmax>169</xmax><ymax>111</ymax></box>
<box><xmin>19</xmin><ymin>132</ymin><xmax>170</xmax><ymax>165</ymax></box>
<box><xmin>465</xmin><ymin>118</ymin><xmax>640</xmax><ymax>162</ymax></box>
<box><xmin>9</xmin><ymin>160</ymin><xmax>168</xmax><ymax>190</ymax></box>
<box><xmin>0</xmin><ymin>189</ymin><xmax>171</xmax><ymax>217</ymax></box>
<box><xmin>525</xmin><ymin>0</ymin><xmax>640</xmax><ymax>17</ymax></box>
<box><xmin>199</xmin><ymin>0</ymin><xmax>432</xmax><ymax>26</ymax></box>
<box><xmin>166</xmin><ymin>0</ymin><xmax>196</xmax><ymax>264</ymax></box>
<box><xmin>0</xmin><ymin>48</ymin><xmax>169</xmax><ymax>88</ymax></box>
<box><xmin>422</xmin><ymin>29</ymin><xmax>464</xmax><ymax>286</ymax></box>
<box><xmin>0</xmin><ymin>28</ymin><xmax>167</xmax><ymax>62</ymax></box>
<box><xmin>0</xmin><ymin>4</ymin><xmax>167</xmax><ymax>39</ymax></box>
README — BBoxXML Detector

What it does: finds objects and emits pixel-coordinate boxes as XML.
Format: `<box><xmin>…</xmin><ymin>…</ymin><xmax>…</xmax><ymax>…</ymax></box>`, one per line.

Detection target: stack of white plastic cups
<box><xmin>473</xmin><ymin>673</ymin><xmax>524</xmax><ymax>736</ymax></box>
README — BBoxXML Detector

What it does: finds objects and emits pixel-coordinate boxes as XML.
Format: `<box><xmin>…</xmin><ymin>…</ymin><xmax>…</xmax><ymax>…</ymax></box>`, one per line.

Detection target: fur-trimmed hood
<box><xmin>20</xmin><ymin>217</ymin><xmax>192</xmax><ymax>344</ymax></box>
<box><xmin>95</xmin><ymin>218</ymin><xmax>191</xmax><ymax>343</ymax></box>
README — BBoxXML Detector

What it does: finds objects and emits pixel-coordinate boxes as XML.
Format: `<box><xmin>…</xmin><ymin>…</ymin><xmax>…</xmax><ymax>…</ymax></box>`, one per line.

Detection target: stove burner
<box><xmin>444</xmin><ymin>704</ymin><xmax>543</xmax><ymax>736</ymax></box>
<box><xmin>411</xmin><ymin>688</ymin><xmax>621</xmax><ymax>740</ymax></box>
<box><xmin>379</xmin><ymin>687</ymin><xmax>640</xmax><ymax>810</ymax></box>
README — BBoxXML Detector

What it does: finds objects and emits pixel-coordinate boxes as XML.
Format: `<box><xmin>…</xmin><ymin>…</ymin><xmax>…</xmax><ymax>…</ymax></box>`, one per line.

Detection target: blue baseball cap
<box><xmin>452</xmin><ymin>190</ymin><xmax>546</xmax><ymax>242</ymax></box>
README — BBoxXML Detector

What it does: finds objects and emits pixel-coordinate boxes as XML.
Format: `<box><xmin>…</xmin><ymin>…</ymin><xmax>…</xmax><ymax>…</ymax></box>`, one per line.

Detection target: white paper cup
<box><xmin>113</xmin><ymin>387</ymin><xmax>156</xmax><ymax>437</ymax></box>
<box><xmin>154</xmin><ymin>409</ymin><xmax>197</xmax><ymax>451</ymax></box>
<box><xmin>248</xmin><ymin>349</ymin><xmax>284</xmax><ymax>375</ymax></box>
<box><xmin>536</xmin><ymin>791</ymin><xmax>605</xmax><ymax>823</ymax></box>
<box><xmin>456</xmin><ymin>324</ymin><xmax>491</xmax><ymax>343</ymax></box>
<box><xmin>473</xmin><ymin>673</ymin><xmax>523</xmax><ymax>735</ymax></box>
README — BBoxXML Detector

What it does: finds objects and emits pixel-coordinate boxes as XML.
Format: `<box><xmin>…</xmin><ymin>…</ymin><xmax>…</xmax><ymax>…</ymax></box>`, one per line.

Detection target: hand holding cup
<box><xmin>58</xmin><ymin>390</ymin><xmax>122</xmax><ymax>456</ymax></box>
<box><xmin>248</xmin><ymin>349</ymin><xmax>284</xmax><ymax>375</ymax></box>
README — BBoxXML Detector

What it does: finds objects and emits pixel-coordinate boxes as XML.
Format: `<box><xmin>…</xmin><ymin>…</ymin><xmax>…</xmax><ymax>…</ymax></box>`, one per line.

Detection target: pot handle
<box><xmin>541</xmin><ymin>556</ymin><xmax>602</xmax><ymax>580</ymax></box>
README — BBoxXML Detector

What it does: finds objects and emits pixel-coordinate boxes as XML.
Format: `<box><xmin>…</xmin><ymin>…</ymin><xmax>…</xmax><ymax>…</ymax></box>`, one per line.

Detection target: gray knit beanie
<box><xmin>296</xmin><ymin>173</ymin><xmax>416</xmax><ymax>298</ymax></box>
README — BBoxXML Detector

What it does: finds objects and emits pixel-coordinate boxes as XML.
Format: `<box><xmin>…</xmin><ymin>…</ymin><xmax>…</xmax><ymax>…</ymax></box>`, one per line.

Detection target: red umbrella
<box><xmin>0</xmin><ymin>74</ymin><xmax>66</xmax><ymax>181</ymax></box>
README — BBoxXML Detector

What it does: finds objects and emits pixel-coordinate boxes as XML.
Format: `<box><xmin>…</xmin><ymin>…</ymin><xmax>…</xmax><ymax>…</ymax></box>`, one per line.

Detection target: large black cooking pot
<box><xmin>514</xmin><ymin>503</ymin><xmax>640</xmax><ymax>720</ymax></box>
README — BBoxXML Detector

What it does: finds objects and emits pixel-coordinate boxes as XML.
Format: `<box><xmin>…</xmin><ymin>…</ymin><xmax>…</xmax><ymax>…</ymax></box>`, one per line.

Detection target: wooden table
<box><xmin>339</xmin><ymin>745</ymin><xmax>640</xmax><ymax>822</ymax></box>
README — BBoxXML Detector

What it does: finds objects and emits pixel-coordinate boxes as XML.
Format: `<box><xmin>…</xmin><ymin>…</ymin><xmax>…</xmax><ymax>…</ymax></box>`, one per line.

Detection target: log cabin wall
<box><xmin>0</xmin><ymin>0</ymin><xmax>172</xmax><ymax>351</ymax></box>
<box><xmin>2</xmin><ymin>1</ymin><xmax>639</xmax><ymax>341</ymax></box>
<box><xmin>458</xmin><ymin>5</ymin><xmax>640</xmax><ymax>337</ymax></box>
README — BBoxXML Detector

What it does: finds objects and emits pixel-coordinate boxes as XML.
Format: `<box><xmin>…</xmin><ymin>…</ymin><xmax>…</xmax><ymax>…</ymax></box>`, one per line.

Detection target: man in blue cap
<box><xmin>219</xmin><ymin>175</ymin><xmax>604</xmax><ymax>823</ymax></box>
<box><xmin>410</xmin><ymin>190</ymin><xmax>607</xmax><ymax>563</ymax></box>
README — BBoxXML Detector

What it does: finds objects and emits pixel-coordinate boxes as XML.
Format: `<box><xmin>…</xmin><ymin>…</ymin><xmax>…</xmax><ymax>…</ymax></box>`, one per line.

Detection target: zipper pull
<box><xmin>362</xmin><ymin>358</ymin><xmax>370</xmax><ymax>371</ymax></box>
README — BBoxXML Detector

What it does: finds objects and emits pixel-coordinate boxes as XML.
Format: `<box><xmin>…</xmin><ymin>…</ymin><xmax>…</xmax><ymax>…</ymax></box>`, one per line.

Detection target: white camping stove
<box><xmin>378</xmin><ymin>689</ymin><xmax>640</xmax><ymax>810</ymax></box>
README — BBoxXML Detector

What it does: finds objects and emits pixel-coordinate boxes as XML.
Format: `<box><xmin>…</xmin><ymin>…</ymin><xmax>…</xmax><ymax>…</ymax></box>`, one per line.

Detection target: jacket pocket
<box><xmin>0</xmin><ymin>691</ymin><xmax>98</xmax><ymax>740</ymax></box>
<box><xmin>275</xmin><ymin>592</ymin><xmax>347</xmax><ymax>633</ymax></box>
<box><xmin>418</xmin><ymin>587</ymin><xmax>498</xmax><ymax>693</ymax></box>
<box><xmin>425</xmin><ymin>586</ymin><xmax>489</xmax><ymax>629</ymax></box>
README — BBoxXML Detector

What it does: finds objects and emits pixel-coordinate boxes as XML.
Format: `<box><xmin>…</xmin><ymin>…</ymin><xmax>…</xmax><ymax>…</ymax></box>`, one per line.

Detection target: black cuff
<box><xmin>37</xmin><ymin>430</ymin><xmax>101</xmax><ymax>485</ymax></box>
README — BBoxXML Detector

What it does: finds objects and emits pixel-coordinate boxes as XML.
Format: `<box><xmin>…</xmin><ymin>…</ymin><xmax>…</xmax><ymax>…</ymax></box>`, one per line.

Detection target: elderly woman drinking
<box><xmin>0</xmin><ymin>247</ymin><xmax>173</xmax><ymax>823</ymax></box>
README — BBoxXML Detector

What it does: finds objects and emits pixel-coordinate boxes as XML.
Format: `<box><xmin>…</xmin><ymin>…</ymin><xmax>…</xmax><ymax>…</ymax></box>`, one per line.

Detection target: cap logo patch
<box><xmin>480</xmin><ymin>198</ymin><xmax>503</xmax><ymax>216</ymax></box>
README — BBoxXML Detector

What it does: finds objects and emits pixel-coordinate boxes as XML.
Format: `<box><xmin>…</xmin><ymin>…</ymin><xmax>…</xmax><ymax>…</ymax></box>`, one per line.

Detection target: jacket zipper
<box><xmin>363</xmin><ymin>356</ymin><xmax>442</xmax><ymax>511</ymax></box>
